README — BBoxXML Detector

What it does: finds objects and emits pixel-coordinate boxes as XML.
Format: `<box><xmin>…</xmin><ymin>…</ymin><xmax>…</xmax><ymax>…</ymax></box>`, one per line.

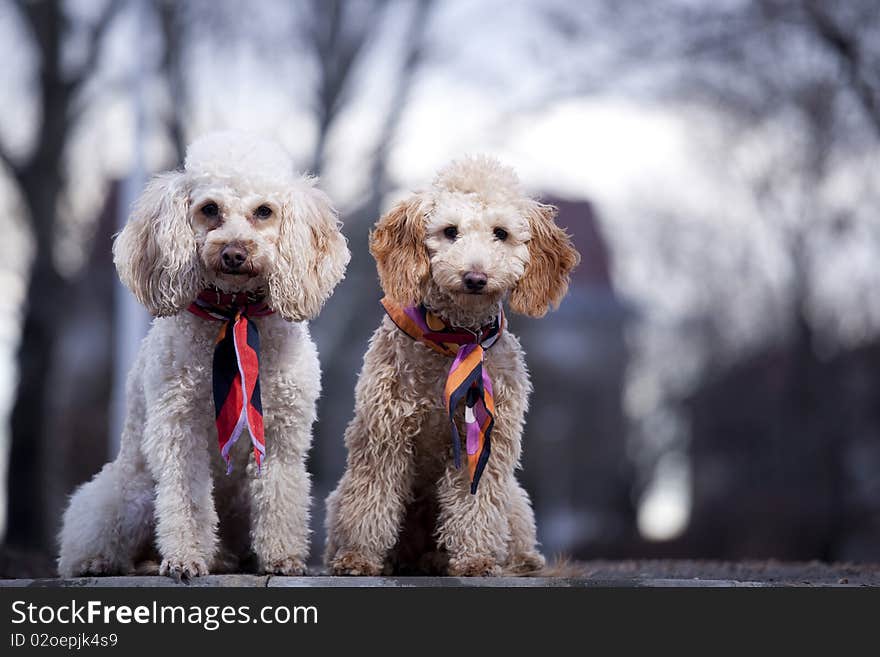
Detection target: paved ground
<box><xmin>2</xmin><ymin>560</ymin><xmax>879</xmax><ymax>587</ymax></box>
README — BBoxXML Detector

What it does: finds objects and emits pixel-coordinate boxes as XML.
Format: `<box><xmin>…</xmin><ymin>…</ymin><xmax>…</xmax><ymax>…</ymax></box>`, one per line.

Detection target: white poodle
<box><xmin>58</xmin><ymin>131</ymin><xmax>350</xmax><ymax>579</ymax></box>
<box><xmin>325</xmin><ymin>156</ymin><xmax>579</xmax><ymax>576</ymax></box>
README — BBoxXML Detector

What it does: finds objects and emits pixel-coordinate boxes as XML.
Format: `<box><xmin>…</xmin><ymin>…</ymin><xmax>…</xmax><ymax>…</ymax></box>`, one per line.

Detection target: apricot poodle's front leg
<box><xmin>435</xmin><ymin>464</ymin><xmax>513</xmax><ymax>577</ymax></box>
<box><xmin>435</xmin><ymin>398</ymin><xmax>526</xmax><ymax>576</ymax></box>
<box><xmin>144</xmin><ymin>390</ymin><xmax>219</xmax><ymax>580</ymax></box>
<box><xmin>326</xmin><ymin>411</ymin><xmax>417</xmax><ymax>576</ymax></box>
<box><xmin>250</xmin><ymin>393</ymin><xmax>313</xmax><ymax>576</ymax></box>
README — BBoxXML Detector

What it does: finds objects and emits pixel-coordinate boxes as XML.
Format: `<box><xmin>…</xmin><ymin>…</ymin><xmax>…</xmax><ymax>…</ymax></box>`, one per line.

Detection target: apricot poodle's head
<box><xmin>369</xmin><ymin>155</ymin><xmax>579</xmax><ymax>324</ymax></box>
<box><xmin>113</xmin><ymin>131</ymin><xmax>350</xmax><ymax>321</ymax></box>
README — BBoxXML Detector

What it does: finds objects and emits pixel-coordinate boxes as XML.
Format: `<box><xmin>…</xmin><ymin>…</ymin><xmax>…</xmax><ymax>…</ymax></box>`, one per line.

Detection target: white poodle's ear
<box><xmin>369</xmin><ymin>195</ymin><xmax>430</xmax><ymax>306</ymax></box>
<box><xmin>113</xmin><ymin>171</ymin><xmax>200</xmax><ymax>317</ymax></box>
<box><xmin>268</xmin><ymin>180</ymin><xmax>350</xmax><ymax>321</ymax></box>
<box><xmin>509</xmin><ymin>201</ymin><xmax>580</xmax><ymax>318</ymax></box>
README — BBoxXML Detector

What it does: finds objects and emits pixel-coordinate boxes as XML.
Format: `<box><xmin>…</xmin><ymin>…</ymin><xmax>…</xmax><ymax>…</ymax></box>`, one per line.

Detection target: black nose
<box><xmin>463</xmin><ymin>271</ymin><xmax>488</xmax><ymax>291</ymax></box>
<box><xmin>221</xmin><ymin>244</ymin><xmax>248</xmax><ymax>269</ymax></box>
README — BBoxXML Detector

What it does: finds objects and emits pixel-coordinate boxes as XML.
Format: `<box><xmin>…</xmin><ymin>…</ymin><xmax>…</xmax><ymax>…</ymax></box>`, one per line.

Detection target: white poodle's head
<box><xmin>113</xmin><ymin>131</ymin><xmax>350</xmax><ymax>321</ymax></box>
<box><xmin>370</xmin><ymin>155</ymin><xmax>580</xmax><ymax>324</ymax></box>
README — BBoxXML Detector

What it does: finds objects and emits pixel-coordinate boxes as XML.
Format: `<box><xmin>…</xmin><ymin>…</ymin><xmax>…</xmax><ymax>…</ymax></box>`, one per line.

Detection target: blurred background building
<box><xmin>0</xmin><ymin>0</ymin><xmax>879</xmax><ymax>575</ymax></box>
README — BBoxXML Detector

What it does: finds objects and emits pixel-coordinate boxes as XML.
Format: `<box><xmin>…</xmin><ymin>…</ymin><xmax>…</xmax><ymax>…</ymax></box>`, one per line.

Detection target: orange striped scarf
<box><xmin>381</xmin><ymin>297</ymin><xmax>505</xmax><ymax>493</ymax></box>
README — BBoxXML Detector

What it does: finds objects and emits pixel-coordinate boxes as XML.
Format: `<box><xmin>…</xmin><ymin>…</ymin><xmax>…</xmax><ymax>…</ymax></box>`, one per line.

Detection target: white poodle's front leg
<box><xmin>249</xmin><ymin>404</ymin><xmax>312</xmax><ymax>576</ymax></box>
<box><xmin>144</xmin><ymin>386</ymin><xmax>219</xmax><ymax>580</ymax></box>
<box><xmin>248</xmin><ymin>338</ymin><xmax>321</xmax><ymax>575</ymax></box>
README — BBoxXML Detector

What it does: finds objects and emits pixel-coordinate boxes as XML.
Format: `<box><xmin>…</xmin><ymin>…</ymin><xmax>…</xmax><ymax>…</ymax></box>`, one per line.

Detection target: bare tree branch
<box><xmin>62</xmin><ymin>0</ymin><xmax>125</xmax><ymax>130</ymax></box>
<box><xmin>66</xmin><ymin>0</ymin><xmax>124</xmax><ymax>93</ymax></box>
<box><xmin>368</xmin><ymin>0</ymin><xmax>433</xmax><ymax>200</ymax></box>
<box><xmin>0</xmin><ymin>144</ymin><xmax>21</xmax><ymax>178</ymax></box>
<box><xmin>304</xmin><ymin>0</ymin><xmax>387</xmax><ymax>174</ymax></box>
<box><xmin>801</xmin><ymin>0</ymin><xmax>880</xmax><ymax>138</ymax></box>
<box><xmin>15</xmin><ymin>0</ymin><xmax>63</xmax><ymax>67</ymax></box>
<box><xmin>155</xmin><ymin>0</ymin><xmax>187</xmax><ymax>164</ymax></box>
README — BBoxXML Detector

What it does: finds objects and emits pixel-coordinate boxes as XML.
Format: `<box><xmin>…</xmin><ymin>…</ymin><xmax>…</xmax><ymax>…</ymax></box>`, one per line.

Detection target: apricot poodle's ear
<box><xmin>113</xmin><ymin>171</ymin><xmax>200</xmax><ymax>316</ymax></box>
<box><xmin>369</xmin><ymin>195</ymin><xmax>430</xmax><ymax>306</ymax></box>
<box><xmin>509</xmin><ymin>201</ymin><xmax>580</xmax><ymax>318</ymax></box>
<box><xmin>268</xmin><ymin>179</ymin><xmax>350</xmax><ymax>321</ymax></box>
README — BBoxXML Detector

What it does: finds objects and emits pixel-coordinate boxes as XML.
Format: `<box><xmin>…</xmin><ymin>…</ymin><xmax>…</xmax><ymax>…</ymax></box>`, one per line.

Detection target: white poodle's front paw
<box><xmin>65</xmin><ymin>556</ymin><xmax>121</xmax><ymax>578</ymax></box>
<box><xmin>80</xmin><ymin>557</ymin><xmax>111</xmax><ymax>576</ymax></box>
<box><xmin>160</xmin><ymin>557</ymin><xmax>209</xmax><ymax>581</ymax></box>
<box><xmin>260</xmin><ymin>556</ymin><xmax>308</xmax><ymax>576</ymax></box>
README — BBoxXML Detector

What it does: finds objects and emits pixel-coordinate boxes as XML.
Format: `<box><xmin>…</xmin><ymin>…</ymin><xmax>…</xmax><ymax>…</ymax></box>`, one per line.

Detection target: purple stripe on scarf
<box><xmin>468</xmin><ymin>397</ymin><xmax>491</xmax><ymax>456</ymax></box>
<box><xmin>466</xmin><ymin>410</ymin><xmax>481</xmax><ymax>456</ymax></box>
<box><xmin>221</xmin><ymin>406</ymin><xmax>248</xmax><ymax>473</ymax></box>
<box><xmin>403</xmin><ymin>305</ymin><xmax>431</xmax><ymax>333</ymax></box>
<box><xmin>482</xmin><ymin>367</ymin><xmax>493</xmax><ymax>397</ymax></box>
<box><xmin>448</xmin><ymin>343</ymin><xmax>477</xmax><ymax>378</ymax></box>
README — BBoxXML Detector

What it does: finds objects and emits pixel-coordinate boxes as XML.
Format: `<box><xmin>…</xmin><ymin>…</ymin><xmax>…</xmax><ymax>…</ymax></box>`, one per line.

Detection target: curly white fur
<box><xmin>325</xmin><ymin>156</ymin><xmax>580</xmax><ymax>576</ymax></box>
<box><xmin>57</xmin><ymin>131</ymin><xmax>350</xmax><ymax>579</ymax></box>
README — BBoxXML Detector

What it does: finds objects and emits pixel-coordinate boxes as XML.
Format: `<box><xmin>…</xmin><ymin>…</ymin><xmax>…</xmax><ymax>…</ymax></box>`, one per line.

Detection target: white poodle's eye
<box><xmin>443</xmin><ymin>226</ymin><xmax>459</xmax><ymax>240</ymax></box>
<box><xmin>493</xmin><ymin>227</ymin><xmax>509</xmax><ymax>241</ymax></box>
<box><xmin>201</xmin><ymin>202</ymin><xmax>219</xmax><ymax>218</ymax></box>
<box><xmin>254</xmin><ymin>204</ymin><xmax>273</xmax><ymax>220</ymax></box>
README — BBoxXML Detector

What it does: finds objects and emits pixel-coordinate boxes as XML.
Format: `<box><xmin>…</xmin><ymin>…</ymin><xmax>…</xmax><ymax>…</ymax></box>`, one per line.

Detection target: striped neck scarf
<box><xmin>381</xmin><ymin>297</ymin><xmax>505</xmax><ymax>494</ymax></box>
<box><xmin>187</xmin><ymin>288</ymin><xmax>275</xmax><ymax>473</ymax></box>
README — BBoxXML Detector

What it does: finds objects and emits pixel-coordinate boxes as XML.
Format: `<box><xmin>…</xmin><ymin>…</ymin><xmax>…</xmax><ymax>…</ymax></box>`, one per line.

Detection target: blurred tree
<box><xmin>154</xmin><ymin>0</ymin><xmax>187</xmax><ymax>164</ymax></box>
<box><xmin>0</xmin><ymin>0</ymin><xmax>121</xmax><ymax>548</ymax></box>
<box><xmin>591</xmin><ymin>0</ymin><xmax>880</xmax><ymax>342</ymax></box>
<box><xmin>548</xmin><ymin>0</ymin><xmax>880</xmax><ymax>558</ymax></box>
<box><xmin>299</xmin><ymin>0</ymin><xmax>388</xmax><ymax>176</ymax></box>
<box><xmin>801</xmin><ymin>0</ymin><xmax>880</xmax><ymax>137</ymax></box>
<box><xmin>363</xmin><ymin>0</ymin><xmax>432</xmax><ymax>213</ymax></box>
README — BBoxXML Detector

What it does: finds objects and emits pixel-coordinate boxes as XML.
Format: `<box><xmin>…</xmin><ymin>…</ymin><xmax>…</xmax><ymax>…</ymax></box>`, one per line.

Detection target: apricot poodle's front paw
<box><xmin>260</xmin><ymin>557</ymin><xmax>308</xmax><ymax>576</ymax></box>
<box><xmin>329</xmin><ymin>550</ymin><xmax>383</xmax><ymax>576</ymax></box>
<box><xmin>447</xmin><ymin>555</ymin><xmax>503</xmax><ymax>577</ymax></box>
<box><xmin>505</xmin><ymin>550</ymin><xmax>546</xmax><ymax>574</ymax></box>
<box><xmin>160</xmin><ymin>557</ymin><xmax>209</xmax><ymax>581</ymax></box>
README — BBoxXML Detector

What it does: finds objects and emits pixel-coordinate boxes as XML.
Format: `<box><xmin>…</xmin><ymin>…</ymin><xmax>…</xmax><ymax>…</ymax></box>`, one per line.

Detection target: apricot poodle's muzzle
<box><xmin>462</xmin><ymin>271</ymin><xmax>488</xmax><ymax>294</ymax></box>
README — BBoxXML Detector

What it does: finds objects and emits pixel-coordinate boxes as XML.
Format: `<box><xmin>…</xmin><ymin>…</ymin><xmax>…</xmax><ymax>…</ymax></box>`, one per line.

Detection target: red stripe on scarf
<box><xmin>233</xmin><ymin>316</ymin><xmax>265</xmax><ymax>469</ymax></box>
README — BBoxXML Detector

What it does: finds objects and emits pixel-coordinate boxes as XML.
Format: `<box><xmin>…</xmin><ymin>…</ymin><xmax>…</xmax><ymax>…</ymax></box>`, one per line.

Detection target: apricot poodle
<box><xmin>325</xmin><ymin>155</ymin><xmax>579</xmax><ymax>576</ymax></box>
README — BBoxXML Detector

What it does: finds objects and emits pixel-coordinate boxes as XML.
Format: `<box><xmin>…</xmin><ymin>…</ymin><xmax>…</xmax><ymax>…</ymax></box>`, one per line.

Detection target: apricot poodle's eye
<box><xmin>201</xmin><ymin>202</ymin><xmax>219</xmax><ymax>217</ymax></box>
<box><xmin>254</xmin><ymin>204</ymin><xmax>273</xmax><ymax>219</ymax></box>
<box><xmin>493</xmin><ymin>227</ymin><xmax>509</xmax><ymax>241</ymax></box>
<box><xmin>443</xmin><ymin>226</ymin><xmax>459</xmax><ymax>240</ymax></box>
